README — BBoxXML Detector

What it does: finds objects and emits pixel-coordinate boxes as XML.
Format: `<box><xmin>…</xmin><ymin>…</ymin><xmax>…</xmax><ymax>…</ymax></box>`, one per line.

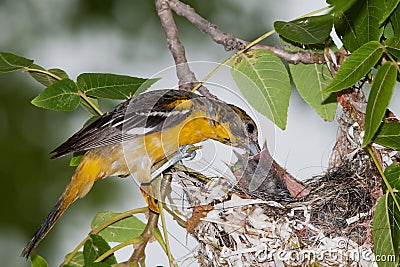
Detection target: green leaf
<box><xmin>77</xmin><ymin>73</ymin><xmax>159</xmax><ymax>100</ymax></box>
<box><xmin>83</xmin><ymin>239</ymin><xmax>98</xmax><ymax>265</ymax></box>
<box><xmin>362</xmin><ymin>62</ymin><xmax>397</xmax><ymax>146</ymax></box>
<box><xmin>385</xmin><ymin>37</ymin><xmax>400</xmax><ymax>58</ymax></box>
<box><xmin>28</xmin><ymin>64</ymin><xmax>69</xmax><ymax>87</ymax></box>
<box><xmin>384</xmin><ymin>22</ymin><xmax>395</xmax><ymax>38</ymax></box>
<box><xmin>230</xmin><ymin>49</ymin><xmax>291</xmax><ymax>130</ymax></box>
<box><xmin>82</xmin><ymin>234</ymin><xmax>115</xmax><ymax>266</ymax></box>
<box><xmin>290</xmin><ymin>62</ymin><xmax>337</xmax><ymax>121</ymax></box>
<box><xmin>63</xmin><ymin>252</ymin><xmax>84</xmax><ymax>267</ymax></box>
<box><xmin>323</xmin><ymin>41</ymin><xmax>383</xmax><ymax>93</ymax></box>
<box><xmin>391</xmin><ymin>4</ymin><xmax>400</xmax><ymax>36</ymax></box>
<box><xmin>91</xmin><ymin>211</ymin><xmax>146</xmax><ymax>243</ymax></box>
<box><xmin>0</xmin><ymin>52</ymin><xmax>33</xmax><ymax>72</ymax></box>
<box><xmin>335</xmin><ymin>0</ymin><xmax>385</xmax><ymax>51</ymax></box>
<box><xmin>327</xmin><ymin>0</ymin><xmax>358</xmax><ymax>13</ymax></box>
<box><xmin>70</xmin><ymin>151</ymin><xmax>86</xmax><ymax>166</ymax></box>
<box><xmin>375</xmin><ymin>122</ymin><xmax>400</xmax><ymax>150</ymax></box>
<box><xmin>89</xmin><ymin>234</ymin><xmax>117</xmax><ymax>265</ymax></box>
<box><xmin>381</xmin><ymin>0</ymin><xmax>400</xmax><ymax>24</ymax></box>
<box><xmin>274</xmin><ymin>14</ymin><xmax>333</xmax><ymax>44</ymax></box>
<box><xmin>30</xmin><ymin>253</ymin><xmax>48</xmax><ymax>267</ymax></box>
<box><xmin>334</xmin><ymin>10</ymin><xmax>358</xmax><ymax>51</ymax></box>
<box><xmin>31</xmin><ymin>79</ymin><xmax>80</xmax><ymax>111</ymax></box>
<box><xmin>383</xmin><ymin>162</ymin><xmax>400</xmax><ymax>193</ymax></box>
<box><xmin>372</xmin><ymin>193</ymin><xmax>400</xmax><ymax>267</ymax></box>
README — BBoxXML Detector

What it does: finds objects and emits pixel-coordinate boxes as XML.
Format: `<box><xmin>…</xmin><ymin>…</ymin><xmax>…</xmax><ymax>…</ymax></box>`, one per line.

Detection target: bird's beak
<box><xmin>248</xmin><ymin>140</ymin><xmax>261</xmax><ymax>156</ymax></box>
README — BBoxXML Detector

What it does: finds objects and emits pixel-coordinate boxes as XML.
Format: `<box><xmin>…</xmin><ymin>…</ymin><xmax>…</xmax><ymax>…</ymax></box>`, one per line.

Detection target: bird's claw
<box><xmin>178</xmin><ymin>144</ymin><xmax>199</xmax><ymax>161</ymax></box>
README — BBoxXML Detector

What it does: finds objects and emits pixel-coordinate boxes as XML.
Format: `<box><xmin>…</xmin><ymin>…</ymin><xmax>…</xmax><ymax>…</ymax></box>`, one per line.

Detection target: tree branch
<box><xmin>155</xmin><ymin>0</ymin><xmax>196</xmax><ymax>90</ymax></box>
<box><xmin>128</xmin><ymin>211</ymin><xmax>159</xmax><ymax>264</ymax></box>
<box><xmin>154</xmin><ymin>0</ymin><xmax>216</xmax><ymax>98</ymax></box>
<box><xmin>169</xmin><ymin>0</ymin><xmax>345</xmax><ymax>65</ymax></box>
<box><xmin>250</xmin><ymin>44</ymin><xmax>328</xmax><ymax>64</ymax></box>
<box><xmin>168</xmin><ymin>0</ymin><xmax>246</xmax><ymax>51</ymax></box>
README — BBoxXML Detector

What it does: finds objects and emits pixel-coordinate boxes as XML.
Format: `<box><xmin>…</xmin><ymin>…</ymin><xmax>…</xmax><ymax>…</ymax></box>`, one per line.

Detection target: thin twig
<box><xmin>250</xmin><ymin>44</ymin><xmax>329</xmax><ymax>64</ymax></box>
<box><xmin>162</xmin><ymin>204</ymin><xmax>187</xmax><ymax>227</ymax></box>
<box><xmin>154</xmin><ymin>0</ymin><xmax>217</xmax><ymax>99</ymax></box>
<box><xmin>169</xmin><ymin>0</ymin><xmax>340</xmax><ymax>65</ymax></box>
<box><xmin>95</xmin><ymin>237</ymin><xmax>143</xmax><ymax>263</ymax></box>
<box><xmin>157</xmin><ymin>176</ymin><xmax>174</xmax><ymax>266</ymax></box>
<box><xmin>191</xmin><ymin>29</ymin><xmax>276</xmax><ymax>92</ymax></box>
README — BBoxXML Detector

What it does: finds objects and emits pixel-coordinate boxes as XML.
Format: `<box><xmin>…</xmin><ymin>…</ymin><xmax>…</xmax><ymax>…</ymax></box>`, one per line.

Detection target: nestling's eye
<box><xmin>246</xmin><ymin>122</ymin><xmax>255</xmax><ymax>134</ymax></box>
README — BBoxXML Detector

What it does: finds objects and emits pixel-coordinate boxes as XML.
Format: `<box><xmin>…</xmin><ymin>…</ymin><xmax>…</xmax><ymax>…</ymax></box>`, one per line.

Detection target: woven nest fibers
<box><xmin>166</xmin><ymin>148</ymin><xmax>382</xmax><ymax>267</ymax></box>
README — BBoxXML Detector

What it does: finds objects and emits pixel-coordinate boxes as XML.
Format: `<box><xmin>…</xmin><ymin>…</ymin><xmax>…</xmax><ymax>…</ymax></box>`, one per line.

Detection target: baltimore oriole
<box><xmin>21</xmin><ymin>89</ymin><xmax>260</xmax><ymax>258</ymax></box>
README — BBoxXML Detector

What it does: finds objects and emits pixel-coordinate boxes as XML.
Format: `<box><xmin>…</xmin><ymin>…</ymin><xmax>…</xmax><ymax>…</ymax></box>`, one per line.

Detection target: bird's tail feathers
<box><xmin>22</xmin><ymin>153</ymin><xmax>106</xmax><ymax>259</ymax></box>
<box><xmin>21</xmin><ymin>195</ymin><xmax>70</xmax><ymax>259</ymax></box>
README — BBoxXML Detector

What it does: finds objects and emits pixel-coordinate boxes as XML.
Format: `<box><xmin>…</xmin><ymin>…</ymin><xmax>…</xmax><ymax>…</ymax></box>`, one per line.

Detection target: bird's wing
<box><xmin>51</xmin><ymin>89</ymin><xmax>199</xmax><ymax>158</ymax></box>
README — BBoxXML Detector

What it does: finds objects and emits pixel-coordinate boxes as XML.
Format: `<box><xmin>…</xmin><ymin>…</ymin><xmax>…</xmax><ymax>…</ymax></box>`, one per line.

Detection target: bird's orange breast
<box><xmin>142</xmin><ymin>113</ymin><xmax>230</xmax><ymax>165</ymax></box>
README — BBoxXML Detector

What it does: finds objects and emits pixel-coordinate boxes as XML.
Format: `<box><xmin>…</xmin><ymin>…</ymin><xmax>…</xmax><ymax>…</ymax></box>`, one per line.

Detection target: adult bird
<box><xmin>21</xmin><ymin>89</ymin><xmax>260</xmax><ymax>258</ymax></box>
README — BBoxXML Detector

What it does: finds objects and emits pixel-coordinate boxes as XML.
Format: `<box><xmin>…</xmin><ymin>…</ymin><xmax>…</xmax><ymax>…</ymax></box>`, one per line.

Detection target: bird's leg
<box><xmin>140</xmin><ymin>144</ymin><xmax>199</xmax><ymax>213</ymax></box>
<box><xmin>150</xmin><ymin>144</ymin><xmax>199</xmax><ymax>182</ymax></box>
<box><xmin>130</xmin><ymin>145</ymin><xmax>198</xmax><ymax>266</ymax></box>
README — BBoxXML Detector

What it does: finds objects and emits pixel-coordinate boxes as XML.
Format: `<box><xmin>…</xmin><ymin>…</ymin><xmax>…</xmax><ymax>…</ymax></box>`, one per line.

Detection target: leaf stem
<box><xmin>298</xmin><ymin>6</ymin><xmax>331</xmax><ymax>18</ymax></box>
<box><xmin>162</xmin><ymin>204</ymin><xmax>187</xmax><ymax>227</ymax></box>
<box><xmin>61</xmin><ymin>207</ymin><xmax>148</xmax><ymax>266</ymax></box>
<box><xmin>367</xmin><ymin>145</ymin><xmax>400</xmax><ymax>209</ymax></box>
<box><xmin>191</xmin><ymin>29</ymin><xmax>275</xmax><ymax>92</ymax></box>
<box><xmin>25</xmin><ymin>67</ymin><xmax>62</xmax><ymax>81</ymax></box>
<box><xmin>385</xmin><ymin>51</ymin><xmax>400</xmax><ymax>76</ymax></box>
<box><xmin>77</xmin><ymin>90</ymin><xmax>103</xmax><ymax>116</ymax></box>
<box><xmin>151</xmin><ymin>227</ymin><xmax>178</xmax><ymax>267</ymax></box>
<box><xmin>94</xmin><ymin>237</ymin><xmax>144</xmax><ymax>263</ymax></box>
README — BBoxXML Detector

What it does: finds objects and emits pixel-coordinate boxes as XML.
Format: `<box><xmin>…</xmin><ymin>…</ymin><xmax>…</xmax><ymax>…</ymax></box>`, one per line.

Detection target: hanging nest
<box><xmin>162</xmin><ymin>91</ymin><xmax>397</xmax><ymax>267</ymax></box>
<box><xmin>167</xmin><ymin>148</ymin><xmax>381</xmax><ymax>267</ymax></box>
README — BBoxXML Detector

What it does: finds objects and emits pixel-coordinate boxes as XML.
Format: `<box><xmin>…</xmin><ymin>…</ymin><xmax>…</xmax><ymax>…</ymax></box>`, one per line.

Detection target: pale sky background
<box><xmin>3</xmin><ymin>1</ymin><xmax>396</xmax><ymax>267</ymax></box>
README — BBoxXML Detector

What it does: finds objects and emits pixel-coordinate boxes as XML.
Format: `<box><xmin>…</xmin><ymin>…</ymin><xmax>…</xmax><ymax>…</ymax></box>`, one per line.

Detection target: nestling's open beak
<box><xmin>248</xmin><ymin>140</ymin><xmax>261</xmax><ymax>156</ymax></box>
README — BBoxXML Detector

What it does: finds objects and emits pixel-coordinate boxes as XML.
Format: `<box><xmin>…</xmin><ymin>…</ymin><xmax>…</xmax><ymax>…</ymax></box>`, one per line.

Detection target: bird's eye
<box><xmin>246</xmin><ymin>122</ymin><xmax>255</xmax><ymax>134</ymax></box>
